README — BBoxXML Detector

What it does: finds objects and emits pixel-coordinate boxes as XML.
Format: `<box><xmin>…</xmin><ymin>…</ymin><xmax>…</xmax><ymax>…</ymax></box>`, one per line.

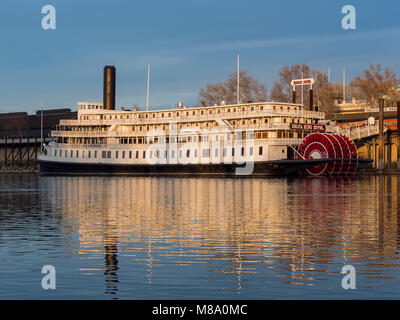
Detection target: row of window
<box><xmin>60</xmin><ymin>130</ymin><xmax>302</xmax><ymax>146</ymax></box>
<box><xmin>79</xmin><ymin>105</ymin><xmax>300</xmax><ymax>121</ymax></box>
<box><xmin>53</xmin><ymin>146</ymin><xmax>266</xmax><ymax>160</ymax></box>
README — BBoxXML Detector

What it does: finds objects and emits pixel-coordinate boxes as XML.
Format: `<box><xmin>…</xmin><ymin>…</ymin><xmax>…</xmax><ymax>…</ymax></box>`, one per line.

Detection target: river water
<box><xmin>0</xmin><ymin>174</ymin><xmax>399</xmax><ymax>299</ymax></box>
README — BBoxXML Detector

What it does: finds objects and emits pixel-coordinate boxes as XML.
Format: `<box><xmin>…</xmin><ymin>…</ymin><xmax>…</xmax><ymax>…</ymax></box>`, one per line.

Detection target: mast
<box><xmin>40</xmin><ymin>100</ymin><xmax>43</xmax><ymax>152</ymax></box>
<box><xmin>328</xmin><ymin>66</ymin><xmax>331</xmax><ymax>84</ymax></box>
<box><xmin>146</xmin><ymin>64</ymin><xmax>150</xmax><ymax>111</ymax></box>
<box><xmin>236</xmin><ymin>53</ymin><xmax>240</xmax><ymax>105</ymax></box>
<box><xmin>301</xmin><ymin>72</ymin><xmax>304</xmax><ymax>106</ymax></box>
<box><xmin>343</xmin><ymin>67</ymin><xmax>346</xmax><ymax>103</ymax></box>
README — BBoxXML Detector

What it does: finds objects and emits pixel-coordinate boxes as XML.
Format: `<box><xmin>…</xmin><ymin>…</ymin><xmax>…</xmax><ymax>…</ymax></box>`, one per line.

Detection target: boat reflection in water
<box><xmin>32</xmin><ymin>174</ymin><xmax>399</xmax><ymax>298</ymax></box>
<box><xmin>2</xmin><ymin>174</ymin><xmax>399</xmax><ymax>298</ymax></box>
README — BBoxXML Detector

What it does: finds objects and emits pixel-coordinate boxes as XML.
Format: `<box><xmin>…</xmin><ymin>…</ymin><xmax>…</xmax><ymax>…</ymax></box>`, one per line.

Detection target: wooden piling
<box><xmin>397</xmin><ymin>101</ymin><xmax>400</xmax><ymax>169</ymax></box>
<box><xmin>378</xmin><ymin>98</ymin><xmax>384</xmax><ymax>170</ymax></box>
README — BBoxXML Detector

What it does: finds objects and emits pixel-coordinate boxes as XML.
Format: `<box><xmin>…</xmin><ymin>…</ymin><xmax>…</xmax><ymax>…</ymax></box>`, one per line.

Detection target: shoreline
<box><xmin>1</xmin><ymin>166</ymin><xmax>400</xmax><ymax>176</ymax></box>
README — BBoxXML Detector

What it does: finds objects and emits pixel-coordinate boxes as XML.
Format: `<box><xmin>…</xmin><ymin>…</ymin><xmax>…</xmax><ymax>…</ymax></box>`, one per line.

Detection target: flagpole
<box><xmin>40</xmin><ymin>100</ymin><xmax>44</xmax><ymax>152</ymax></box>
<box><xmin>236</xmin><ymin>53</ymin><xmax>240</xmax><ymax>105</ymax></box>
<box><xmin>146</xmin><ymin>64</ymin><xmax>150</xmax><ymax>111</ymax></box>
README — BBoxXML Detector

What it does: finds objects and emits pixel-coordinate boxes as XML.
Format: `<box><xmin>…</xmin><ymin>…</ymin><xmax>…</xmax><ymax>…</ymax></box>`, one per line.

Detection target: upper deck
<box><xmin>59</xmin><ymin>101</ymin><xmax>325</xmax><ymax>127</ymax></box>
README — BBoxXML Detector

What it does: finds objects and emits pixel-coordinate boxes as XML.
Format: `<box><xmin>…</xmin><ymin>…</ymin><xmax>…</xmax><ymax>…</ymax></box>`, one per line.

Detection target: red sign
<box><xmin>290</xmin><ymin>123</ymin><xmax>325</xmax><ymax>132</ymax></box>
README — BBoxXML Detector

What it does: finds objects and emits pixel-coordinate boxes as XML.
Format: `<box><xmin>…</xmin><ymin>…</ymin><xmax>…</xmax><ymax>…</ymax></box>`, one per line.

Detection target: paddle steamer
<box><xmin>38</xmin><ymin>66</ymin><xmax>359</xmax><ymax>176</ymax></box>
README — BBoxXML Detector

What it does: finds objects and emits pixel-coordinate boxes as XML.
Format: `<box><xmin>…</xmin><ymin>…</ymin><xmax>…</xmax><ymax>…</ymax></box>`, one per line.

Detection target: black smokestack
<box><xmin>103</xmin><ymin>66</ymin><xmax>116</xmax><ymax>110</ymax></box>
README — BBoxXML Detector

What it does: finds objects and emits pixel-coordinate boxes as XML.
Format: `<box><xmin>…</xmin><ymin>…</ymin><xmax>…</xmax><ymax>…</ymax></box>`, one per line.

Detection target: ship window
<box><xmin>186</xmin><ymin>149</ymin><xmax>190</xmax><ymax>157</ymax></box>
<box><xmin>260</xmin><ymin>106</ymin><xmax>263</xmax><ymax>110</ymax></box>
<box><xmin>88</xmin><ymin>151</ymin><xmax>91</xmax><ymax>158</ymax></box>
<box><xmin>251</xmin><ymin>107</ymin><xmax>254</xmax><ymax>111</ymax></box>
<box><xmin>107</xmin><ymin>151</ymin><xmax>111</xmax><ymax>158</ymax></box>
<box><xmin>143</xmin><ymin>151</ymin><xmax>146</xmax><ymax>158</ymax></box>
<box><xmin>136</xmin><ymin>151</ymin><xmax>139</xmax><ymax>159</ymax></box>
<box><xmin>122</xmin><ymin>151</ymin><xmax>125</xmax><ymax>159</ymax></box>
<box><xmin>165</xmin><ymin>150</ymin><xmax>167</xmax><ymax>158</ymax></box>
<box><xmin>94</xmin><ymin>151</ymin><xmax>97</xmax><ymax>158</ymax></box>
<box><xmin>76</xmin><ymin>150</ymin><xmax>79</xmax><ymax>158</ymax></box>
<box><xmin>102</xmin><ymin>151</ymin><xmax>106</xmax><ymax>158</ymax></box>
<box><xmin>283</xmin><ymin>118</ymin><xmax>286</xmax><ymax>123</ymax></box>
<box><xmin>232</xmin><ymin>148</ymin><xmax>235</xmax><ymax>156</ymax></box>
<box><xmin>202</xmin><ymin>149</ymin><xmax>210</xmax><ymax>157</ymax></box>
<box><xmin>259</xmin><ymin>146</ymin><xmax>263</xmax><ymax>155</ymax></box>
<box><xmin>115</xmin><ymin>151</ymin><xmax>119</xmax><ymax>159</ymax></box>
<box><xmin>65</xmin><ymin>150</ymin><xmax>67</xmax><ymax>157</ymax></box>
<box><xmin>70</xmin><ymin>150</ymin><xmax>73</xmax><ymax>158</ymax></box>
<box><xmin>241</xmin><ymin>147</ymin><xmax>244</xmax><ymax>156</ymax></box>
<box><xmin>54</xmin><ymin>149</ymin><xmax>57</xmax><ymax>157</ymax></box>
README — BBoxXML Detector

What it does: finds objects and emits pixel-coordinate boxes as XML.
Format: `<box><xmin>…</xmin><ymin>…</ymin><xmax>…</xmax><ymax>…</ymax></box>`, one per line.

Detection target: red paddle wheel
<box><xmin>297</xmin><ymin>133</ymin><xmax>358</xmax><ymax>176</ymax></box>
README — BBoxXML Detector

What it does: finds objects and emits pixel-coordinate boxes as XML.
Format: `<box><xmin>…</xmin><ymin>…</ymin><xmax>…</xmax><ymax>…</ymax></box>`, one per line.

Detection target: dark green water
<box><xmin>0</xmin><ymin>174</ymin><xmax>399</xmax><ymax>299</ymax></box>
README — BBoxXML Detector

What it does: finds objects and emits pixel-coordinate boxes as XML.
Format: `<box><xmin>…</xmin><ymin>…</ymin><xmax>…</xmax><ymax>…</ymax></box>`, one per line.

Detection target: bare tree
<box><xmin>271</xmin><ymin>63</ymin><xmax>338</xmax><ymax>113</ymax></box>
<box><xmin>198</xmin><ymin>71</ymin><xmax>267</xmax><ymax>106</ymax></box>
<box><xmin>270</xmin><ymin>63</ymin><xmax>312</xmax><ymax>103</ymax></box>
<box><xmin>349</xmin><ymin>63</ymin><xmax>399</xmax><ymax>107</ymax></box>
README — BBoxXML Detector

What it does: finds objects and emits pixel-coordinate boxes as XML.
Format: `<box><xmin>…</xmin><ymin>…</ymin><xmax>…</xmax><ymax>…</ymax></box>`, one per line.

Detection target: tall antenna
<box><xmin>301</xmin><ymin>72</ymin><xmax>304</xmax><ymax>106</ymax></box>
<box><xmin>343</xmin><ymin>67</ymin><xmax>346</xmax><ymax>103</ymax></box>
<box><xmin>328</xmin><ymin>66</ymin><xmax>331</xmax><ymax>84</ymax></box>
<box><xmin>40</xmin><ymin>100</ymin><xmax>44</xmax><ymax>152</ymax></box>
<box><xmin>146</xmin><ymin>64</ymin><xmax>150</xmax><ymax>111</ymax></box>
<box><xmin>237</xmin><ymin>53</ymin><xmax>240</xmax><ymax>105</ymax></box>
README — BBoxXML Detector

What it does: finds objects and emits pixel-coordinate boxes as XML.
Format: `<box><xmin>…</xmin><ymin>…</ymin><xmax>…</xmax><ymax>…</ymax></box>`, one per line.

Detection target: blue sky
<box><xmin>0</xmin><ymin>0</ymin><xmax>400</xmax><ymax>113</ymax></box>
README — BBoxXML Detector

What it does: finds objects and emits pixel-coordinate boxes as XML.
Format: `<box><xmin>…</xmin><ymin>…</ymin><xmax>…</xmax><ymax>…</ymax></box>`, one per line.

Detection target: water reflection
<box><xmin>1</xmin><ymin>174</ymin><xmax>400</xmax><ymax>298</ymax></box>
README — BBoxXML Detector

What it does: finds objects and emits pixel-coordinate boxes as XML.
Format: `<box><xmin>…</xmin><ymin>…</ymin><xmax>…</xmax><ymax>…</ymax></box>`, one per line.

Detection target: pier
<box><xmin>0</xmin><ymin>108</ymin><xmax>76</xmax><ymax>171</ymax></box>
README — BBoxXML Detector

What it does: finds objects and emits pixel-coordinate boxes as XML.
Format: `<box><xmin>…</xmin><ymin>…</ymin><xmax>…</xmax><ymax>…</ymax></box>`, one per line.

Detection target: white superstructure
<box><xmin>38</xmin><ymin>101</ymin><xmax>326</xmax><ymax>167</ymax></box>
